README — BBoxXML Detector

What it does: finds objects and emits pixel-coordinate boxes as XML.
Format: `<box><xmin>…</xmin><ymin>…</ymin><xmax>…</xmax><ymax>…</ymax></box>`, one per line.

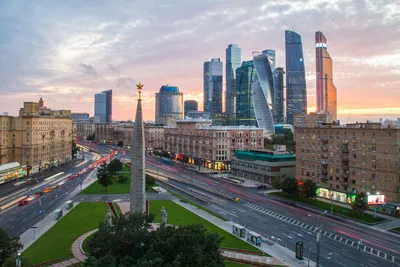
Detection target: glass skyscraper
<box><xmin>263</xmin><ymin>49</ymin><xmax>276</xmax><ymax>71</ymax></box>
<box><xmin>203</xmin><ymin>58</ymin><xmax>223</xmax><ymax>116</ymax></box>
<box><xmin>94</xmin><ymin>89</ymin><xmax>112</xmax><ymax>123</ymax></box>
<box><xmin>285</xmin><ymin>30</ymin><xmax>307</xmax><ymax>126</ymax></box>
<box><xmin>235</xmin><ymin>60</ymin><xmax>257</xmax><ymax>126</ymax></box>
<box><xmin>155</xmin><ymin>85</ymin><xmax>183</xmax><ymax>125</ymax></box>
<box><xmin>184</xmin><ymin>100</ymin><xmax>198</xmax><ymax>118</ymax></box>
<box><xmin>252</xmin><ymin>51</ymin><xmax>275</xmax><ymax>135</ymax></box>
<box><xmin>273</xmin><ymin>67</ymin><xmax>285</xmax><ymax>124</ymax></box>
<box><xmin>225</xmin><ymin>44</ymin><xmax>241</xmax><ymax>115</ymax></box>
<box><xmin>315</xmin><ymin>31</ymin><xmax>337</xmax><ymax>121</ymax></box>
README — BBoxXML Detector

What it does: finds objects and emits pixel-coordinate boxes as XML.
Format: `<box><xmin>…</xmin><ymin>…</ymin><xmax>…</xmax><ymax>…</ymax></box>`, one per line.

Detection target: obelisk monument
<box><xmin>130</xmin><ymin>82</ymin><xmax>146</xmax><ymax>213</ymax></box>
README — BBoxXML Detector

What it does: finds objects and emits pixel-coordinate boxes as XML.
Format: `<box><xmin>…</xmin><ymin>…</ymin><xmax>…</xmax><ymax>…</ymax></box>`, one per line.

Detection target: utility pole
<box><xmin>316</xmin><ymin>210</ymin><xmax>327</xmax><ymax>267</ymax></box>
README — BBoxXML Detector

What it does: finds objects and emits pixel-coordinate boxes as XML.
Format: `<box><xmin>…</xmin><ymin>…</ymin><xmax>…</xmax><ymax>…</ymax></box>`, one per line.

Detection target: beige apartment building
<box><xmin>75</xmin><ymin>122</ymin><xmax>95</xmax><ymax>139</ymax></box>
<box><xmin>0</xmin><ymin>98</ymin><xmax>73</xmax><ymax>173</ymax></box>
<box><xmin>164</xmin><ymin>119</ymin><xmax>264</xmax><ymax>170</ymax></box>
<box><xmin>144</xmin><ymin>124</ymin><xmax>164</xmax><ymax>150</ymax></box>
<box><xmin>294</xmin><ymin>113</ymin><xmax>334</xmax><ymax>128</ymax></box>
<box><xmin>295</xmin><ymin>122</ymin><xmax>400</xmax><ymax>207</ymax></box>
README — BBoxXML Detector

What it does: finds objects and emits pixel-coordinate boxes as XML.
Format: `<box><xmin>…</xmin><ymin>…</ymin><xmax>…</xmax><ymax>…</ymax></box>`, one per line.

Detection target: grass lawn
<box><xmin>271</xmin><ymin>192</ymin><xmax>385</xmax><ymax>223</ymax></box>
<box><xmin>169</xmin><ymin>191</ymin><xmax>228</xmax><ymax>221</ymax></box>
<box><xmin>82</xmin><ymin>171</ymin><xmax>131</xmax><ymax>194</ymax></box>
<box><xmin>150</xmin><ymin>200</ymin><xmax>261</xmax><ymax>252</ymax></box>
<box><xmin>392</xmin><ymin>227</ymin><xmax>400</xmax><ymax>233</ymax></box>
<box><xmin>224</xmin><ymin>261</ymin><xmax>251</xmax><ymax>267</ymax></box>
<box><xmin>22</xmin><ymin>202</ymin><xmax>110</xmax><ymax>265</ymax></box>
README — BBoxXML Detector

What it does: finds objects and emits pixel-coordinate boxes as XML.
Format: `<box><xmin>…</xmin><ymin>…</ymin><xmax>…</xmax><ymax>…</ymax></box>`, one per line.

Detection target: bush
<box><xmin>118</xmin><ymin>175</ymin><xmax>128</xmax><ymax>184</ymax></box>
<box><xmin>145</xmin><ymin>174</ymin><xmax>156</xmax><ymax>186</ymax></box>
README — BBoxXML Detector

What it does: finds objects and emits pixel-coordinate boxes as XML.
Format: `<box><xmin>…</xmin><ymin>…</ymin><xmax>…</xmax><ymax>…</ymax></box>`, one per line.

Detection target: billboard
<box><xmin>367</xmin><ymin>195</ymin><xmax>386</xmax><ymax>205</ymax></box>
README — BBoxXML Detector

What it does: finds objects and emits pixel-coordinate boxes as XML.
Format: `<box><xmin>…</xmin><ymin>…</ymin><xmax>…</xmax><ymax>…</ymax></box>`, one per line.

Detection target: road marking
<box><xmin>336</xmin><ymin>261</ymin><xmax>348</xmax><ymax>267</ymax></box>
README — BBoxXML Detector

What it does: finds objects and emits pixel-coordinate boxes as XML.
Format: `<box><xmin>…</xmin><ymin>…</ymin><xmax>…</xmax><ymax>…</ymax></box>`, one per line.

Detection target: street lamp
<box><xmin>16</xmin><ymin>252</ymin><xmax>21</xmax><ymax>267</ymax></box>
<box><xmin>316</xmin><ymin>210</ymin><xmax>327</xmax><ymax>267</ymax></box>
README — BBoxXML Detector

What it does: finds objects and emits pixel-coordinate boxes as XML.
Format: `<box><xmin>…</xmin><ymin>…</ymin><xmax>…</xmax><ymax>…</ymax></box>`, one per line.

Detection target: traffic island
<box><xmin>270</xmin><ymin>192</ymin><xmax>386</xmax><ymax>224</ymax></box>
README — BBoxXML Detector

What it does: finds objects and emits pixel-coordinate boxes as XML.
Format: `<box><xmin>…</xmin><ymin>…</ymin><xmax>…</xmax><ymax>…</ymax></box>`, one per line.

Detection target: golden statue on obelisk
<box><xmin>137</xmin><ymin>82</ymin><xmax>144</xmax><ymax>100</ymax></box>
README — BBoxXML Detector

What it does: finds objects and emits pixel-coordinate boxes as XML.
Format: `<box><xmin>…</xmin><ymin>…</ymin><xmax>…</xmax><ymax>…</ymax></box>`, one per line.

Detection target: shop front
<box><xmin>317</xmin><ymin>188</ymin><xmax>356</xmax><ymax>204</ymax></box>
<box><xmin>203</xmin><ymin>160</ymin><xmax>230</xmax><ymax>171</ymax></box>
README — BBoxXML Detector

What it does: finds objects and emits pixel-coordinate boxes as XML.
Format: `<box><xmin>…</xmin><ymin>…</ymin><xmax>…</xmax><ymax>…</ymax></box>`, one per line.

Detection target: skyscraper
<box><xmin>204</xmin><ymin>58</ymin><xmax>223</xmax><ymax>116</ymax></box>
<box><xmin>94</xmin><ymin>90</ymin><xmax>112</xmax><ymax>123</ymax></box>
<box><xmin>315</xmin><ymin>31</ymin><xmax>337</xmax><ymax>121</ymax></box>
<box><xmin>252</xmin><ymin>51</ymin><xmax>275</xmax><ymax>135</ymax></box>
<box><xmin>155</xmin><ymin>85</ymin><xmax>183</xmax><ymax>126</ymax></box>
<box><xmin>263</xmin><ymin>49</ymin><xmax>276</xmax><ymax>71</ymax></box>
<box><xmin>273</xmin><ymin>67</ymin><xmax>285</xmax><ymax>124</ymax></box>
<box><xmin>225</xmin><ymin>44</ymin><xmax>241</xmax><ymax>115</ymax></box>
<box><xmin>285</xmin><ymin>30</ymin><xmax>307</xmax><ymax>126</ymax></box>
<box><xmin>130</xmin><ymin>83</ymin><xmax>146</xmax><ymax>213</ymax></box>
<box><xmin>184</xmin><ymin>100</ymin><xmax>198</xmax><ymax>118</ymax></box>
<box><xmin>235</xmin><ymin>60</ymin><xmax>257</xmax><ymax>126</ymax></box>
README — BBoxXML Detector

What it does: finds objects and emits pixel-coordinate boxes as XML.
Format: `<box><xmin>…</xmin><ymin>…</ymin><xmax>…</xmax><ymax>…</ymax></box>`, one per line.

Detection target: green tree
<box><xmin>146</xmin><ymin>174</ymin><xmax>156</xmax><ymax>187</ymax></box>
<box><xmin>85</xmin><ymin>212</ymin><xmax>224</xmax><ymax>267</ymax></box>
<box><xmin>107</xmin><ymin>159</ymin><xmax>123</xmax><ymax>175</ymax></box>
<box><xmin>97</xmin><ymin>163</ymin><xmax>113</xmax><ymax>192</ymax></box>
<box><xmin>87</xmin><ymin>134</ymin><xmax>95</xmax><ymax>141</ymax></box>
<box><xmin>72</xmin><ymin>141</ymin><xmax>80</xmax><ymax>158</ymax></box>
<box><xmin>301</xmin><ymin>179</ymin><xmax>318</xmax><ymax>198</ymax></box>
<box><xmin>281</xmin><ymin>177</ymin><xmax>298</xmax><ymax>194</ymax></box>
<box><xmin>0</xmin><ymin>227</ymin><xmax>22</xmax><ymax>267</ymax></box>
<box><xmin>272</xmin><ymin>178</ymin><xmax>282</xmax><ymax>191</ymax></box>
<box><xmin>351</xmin><ymin>192</ymin><xmax>368</xmax><ymax>217</ymax></box>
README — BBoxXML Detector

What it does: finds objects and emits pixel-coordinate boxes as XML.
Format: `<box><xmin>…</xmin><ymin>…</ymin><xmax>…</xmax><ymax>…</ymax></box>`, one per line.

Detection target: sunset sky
<box><xmin>0</xmin><ymin>0</ymin><xmax>399</xmax><ymax>123</ymax></box>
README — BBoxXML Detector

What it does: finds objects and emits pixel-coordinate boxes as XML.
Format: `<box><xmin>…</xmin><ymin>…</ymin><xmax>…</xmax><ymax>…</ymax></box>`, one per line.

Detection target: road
<box><xmin>0</xmin><ymin>151</ymin><xmax>100</xmax><ymax>237</ymax></box>
<box><xmin>141</xmin><ymin>154</ymin><xmax>400</xmax><ymax>267</ymax></box>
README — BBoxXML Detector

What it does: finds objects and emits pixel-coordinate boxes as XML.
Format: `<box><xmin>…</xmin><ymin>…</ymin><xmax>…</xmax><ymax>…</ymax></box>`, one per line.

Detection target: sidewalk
<box><xmin>173</xmin><ymin>199</ymin><xmax>316</xmax><ymax>267</ymax></box>
<box><xmin>20</xmin><ymin>202</ymin><xmax>81</xmax><ymax>252</ymax></box>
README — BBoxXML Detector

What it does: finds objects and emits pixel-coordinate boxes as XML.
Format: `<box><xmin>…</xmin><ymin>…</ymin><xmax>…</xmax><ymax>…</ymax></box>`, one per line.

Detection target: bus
<box><xmin>0</xmin><ymin>162</ymin><xmax>27</xmax><ymax>185</ymax></box>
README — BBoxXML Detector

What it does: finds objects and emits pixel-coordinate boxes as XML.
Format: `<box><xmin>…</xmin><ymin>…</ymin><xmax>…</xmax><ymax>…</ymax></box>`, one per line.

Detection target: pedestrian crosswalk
<box><xmin>244</xmin><ymin>203</ymin><xmax>400</xmax><ymax>265</ymax></box>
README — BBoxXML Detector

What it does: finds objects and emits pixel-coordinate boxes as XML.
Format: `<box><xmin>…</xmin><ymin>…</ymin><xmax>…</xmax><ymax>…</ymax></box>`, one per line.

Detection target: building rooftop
<box><xmin>234</xmin><ymin>150</ymin><xmax>295</xmax><ymax>162</ymax></box>
<box><xmin>159</xmin><ymin>85</ymin><xmax>179</xmax><ymax>93</ymax></box>
<box><xmin>0</xmin><ymin>162</ymin><xmax>21</xmax><ymax>172</ymax></box>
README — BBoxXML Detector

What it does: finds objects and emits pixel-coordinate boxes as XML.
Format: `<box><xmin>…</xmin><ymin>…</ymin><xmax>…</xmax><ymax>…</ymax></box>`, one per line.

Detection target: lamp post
<box><xmin>316</xmin><ymin>210</ymin><xmax>327</xmax><ymax>267</ymax></box>
<box><xmin>330</xmin><ymin>193</ymin><xmax>334</xmax><ymax>215</ymax></box>
<box><xmin>16</xmin><ymin>252</ymin><xmax>21</xmax><ymax>267</ymax></box>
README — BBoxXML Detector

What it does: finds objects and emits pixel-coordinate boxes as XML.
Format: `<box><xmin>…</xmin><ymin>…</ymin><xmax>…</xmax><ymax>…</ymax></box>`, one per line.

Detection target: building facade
<box><xmin>231</xmin><ymin>148</ymin><xmax>295</xmax><ymax>185</ymax></box>
<box><xmin>184</xmin><ymin>100</ymin><xmax>198</xmax><ymax>118</ymax></box>
<box><xmin>144</xmin><ymin>124</ymin><xmax>164</xmax><ymax>150</ymax></box>
<box><xmin>294</xmin><ymin>113</ymin><xmax>334</xmax><ymax>128</ymax></box>
<box><xmin>252</xmin><ymin>51</ymin><xmax>275</xmax><ymax>135</ymax></box>
<box><xmin>164</xmin><ymin>119</ymin><xmax>264</xmax><ymax>170</ymax></box>
<box><xmin>263</xmin><ymin>49</ymin><xmax>276</xmax><ymax>71</ymax></box>
<box><xmin>204</xmin><ymin>58</ymin><xmax>223</xmax><ymax>116</ymax></box>
<box><xmin>285</xmin><ymin>30</ymin><xmax>307</xmax><ymax>126</ymax></box>
<box><xmin>295</xmin><ymin>122</ymin><xmax>400</xmax><ymax>205</ymax></box>
<box><xmin>75</xmin><ymin>122</ymin><xmax>95</xmax><ymax>139</ymax></box>
<box><xmin>315</xmin><ymin>31</ymin><xmax>337</xmax><ymax>121</ymax></box>
<box><xmin>94</xmin><ymin>90</ymin><xmax>112</xmax><ymax>123</ymax></box>
<box><xmin>235</xmin><ymin>60</ymin><xmax>257</xmax><ymax>126</ymax></box>
<box><xmin>273</xmin><ymin>67</ymin><xmax>285</xmax><ymax>124</ymax></box>
<box><xmin>72</xmin><ymin>113</ymin><xmax>90</xmax><ymax>122</ymax></box>
<box><xmin>225</xmin><ymin>44</ymin><xmax>241</xmax><ymax>115</ymax></box>
<box><xmin>155</xmin><ymin>85</ymin><xmax>184</xmax><ymax>126</ymax></box>
<box><xmin>0</xmin><ymin>98</ymin><xmax>73</xmax><ymax>173</ymax></box>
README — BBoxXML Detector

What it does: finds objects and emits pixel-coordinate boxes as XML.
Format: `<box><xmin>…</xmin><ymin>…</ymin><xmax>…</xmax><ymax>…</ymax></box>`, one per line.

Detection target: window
<box><xmin>372</xmin><ymin>146</ymin><xmax>376</xmax><ymax>152</ymax></box>
<box><xmin>362</xmin><ymin>177</ymin><xmax>365</xmax><ymax>183</ymax></box>
<box><xmin>372</xmin><ymin>138</ymin><xmax>376</xmax><ymax>143</ymax></box>
<box><xmin>352</xmin><ymin>162</ymin><xmax>356</xmax><ymax>167</ymax></box>
<box><xmin>362</xmin><ymin>168</ymin><xmax>366</xmax><ymax>173</ymax></box>
<box><xmin>362</xmin><ymin>140</ymin><xmax>366</xmax><ymax>147</ymax></box>
<box><xmin>372</xmin><ymin>155</ymin><xmax>376</xmax><ymax>162</ymax></box>
<box><xmin>372</xmin><ymin>165</ymin><xmax>376</xmax><ymax>170</ymax></box>
<box><xmin>372</xmin><ymin>173</ymin><xmax>376</xmax><ymax>180</ymax></box>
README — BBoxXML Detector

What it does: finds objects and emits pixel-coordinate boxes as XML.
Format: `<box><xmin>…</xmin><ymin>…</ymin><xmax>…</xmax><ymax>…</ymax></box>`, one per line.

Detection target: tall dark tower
<box><xmin>285</xmin><ymin>30</ymin><xmax>307</xmax><ymax>125</ymax></box>
<box><xmin>315</xmin><ymin>31</ymin><xmax>337</xmax><ymax>121</ymax></box>
<box><xmin>130</xmin><ymin>83</ymin><xmax>146</xmax><ymax>213</ymax></box>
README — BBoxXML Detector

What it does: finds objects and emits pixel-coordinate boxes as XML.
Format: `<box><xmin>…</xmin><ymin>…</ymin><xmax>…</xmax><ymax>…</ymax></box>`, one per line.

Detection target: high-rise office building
<box><xmin>273</xmin><ymin>67</ymin><xmax>285</xmax><ymax>124</ymax></box>
<box><xmin>204</xmin><ymin>58</ymin><xmax>223</xmax><ymax>116</ymax></box>
<box><xmin>263</xmin><ymin>49</ymin><xmax>276</xmax><ymax>71</ymax></box>
<box><xmin>316</xmin><ymin>31</ymin><xmax>337</xmax><ymax>121</ymax></box>
<box><xmin>155</xmin><ymin>85</ymin><xmax>183</xmax><ymax>126</ymax></box>
<box><xmin>184</xmin><ymin>100</ymin><xmax>198</xmax><ymax>118</ymax></box>
<box><xmin>235</xmin><ymin>60</ymin><xmax>257</xmax><ymax>126</ymax></box>
<box><xmin>94</xmin><ymin>90</ymin><xmax>112</xmax><ymax>123</ymax></box>
<box><xmin>225</xmin><ymin>44</ymin><xmax>241</xmax><ymax>115</ymax></box>
<box><xmin>285</xmin><ymin>30</ymin><xmax>307</xmax><ymax>126</ymax></box>
<box><xmin>252</xmin><ymin>51</ymin><xmax>275</xmax><ymax>135</ymax></box>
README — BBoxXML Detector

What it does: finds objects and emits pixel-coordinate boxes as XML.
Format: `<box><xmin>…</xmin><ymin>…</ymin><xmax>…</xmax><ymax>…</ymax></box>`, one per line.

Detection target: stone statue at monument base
<box><xmin>160</xmin><ymin>206</ymin><xmax>168</xmax><ymax>225</ymax></box>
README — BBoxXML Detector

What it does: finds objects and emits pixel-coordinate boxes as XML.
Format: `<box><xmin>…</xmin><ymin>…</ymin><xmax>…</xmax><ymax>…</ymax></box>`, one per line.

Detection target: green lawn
<box><xmin>150</xmin><ymin>200</ymin><xmax>260</xmax><ymax>252</ymax></box>
<box><xmin>392</xmin><ymin>227</ymin><xmax>400</xmax><ymax>233</ymax></box>
<box><xmin>271</xmin><ymin>192</ymin><xmax>385</xmax><ymax>223</ymax></box>
<box><xmin>224</xmin><ymin>261</ymin><xmax>251</xmax><ymax>267</ymax></box>
<box><xmin>22</xmin><ymin>203</ymin><xmax>110</xmax><ymax>265</ymax></box>
<box><xmin>82</xmin><ymin>171</ymin><xmax>131</xmax><ymax>194</ymax></box>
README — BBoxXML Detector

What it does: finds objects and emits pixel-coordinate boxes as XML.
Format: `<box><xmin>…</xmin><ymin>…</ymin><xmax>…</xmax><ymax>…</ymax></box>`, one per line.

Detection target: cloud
<box><xmin>79</xmin><ymin>63</ymin><xmax>100</xmax><ymax>80</ymax></box>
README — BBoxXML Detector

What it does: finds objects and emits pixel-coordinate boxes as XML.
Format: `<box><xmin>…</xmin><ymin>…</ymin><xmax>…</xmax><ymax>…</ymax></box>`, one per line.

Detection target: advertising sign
<box><xmin>367</xmin><ymin>195</ymin><xmax>386</xmax><ymax>205</ymax></box>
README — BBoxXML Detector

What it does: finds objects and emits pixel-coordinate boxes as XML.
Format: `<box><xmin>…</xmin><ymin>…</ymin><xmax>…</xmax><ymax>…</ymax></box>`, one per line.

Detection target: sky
<box><xmin>0</xmin><ymin>0</ymin><xmax>399</xmax><ymax>123</ymax></box>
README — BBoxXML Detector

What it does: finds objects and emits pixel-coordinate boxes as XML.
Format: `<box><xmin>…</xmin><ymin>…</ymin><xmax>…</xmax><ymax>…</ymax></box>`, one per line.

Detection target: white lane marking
<box><xmin>336</xmin><ymin>261</ymin><xmax>348</xmax><ymax>267</ymax></box>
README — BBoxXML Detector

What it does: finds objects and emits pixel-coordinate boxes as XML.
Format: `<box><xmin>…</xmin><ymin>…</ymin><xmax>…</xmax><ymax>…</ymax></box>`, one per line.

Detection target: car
<box><xmin>35</xmin><ymin>192</ymin><xmax>44</xmax><ymax>197</ymax></box>
<box><xmin>50</xmin><ymin>185</ymin><xmax>58</xmax><ymax>190</ymax></box>
<box><xmin>43</xmin><ymin>188</ymin><xmax>51</xmax><ymax>193</ymax></box>
<box><xmin>67</xmin><ymin>176</ymin><xmax>74</xmax><ymax>180</ymax></box>
<box><xmin>18</xmin><ymin>200</ymin><xmax>28</xmax><ymax>206</ymax></box>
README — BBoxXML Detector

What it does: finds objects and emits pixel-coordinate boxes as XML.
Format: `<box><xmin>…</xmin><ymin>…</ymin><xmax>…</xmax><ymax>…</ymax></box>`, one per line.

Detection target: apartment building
<box><xmin>0</xmin><ymin>98</ymin><xmax>73</xmax><ymax>173</ymax></box>
<box><xmin>164</xmin><ymin>119</ymin><xmax>264</xmax><ymax>170</ymax></box>
<box><xmin>76</xmin><ymin>122</ymin><xmax>95</xmax><ymax>139</ymax></box>
<box><xmin>295</xmin><ymin>122</ymin><xmax>400</xmax><ymax>205</ymax></box>
<box><xmin>144</xmin><ymin>124</ymin><xmax>164</xmax><ymax>150</ymax></box>
<box><xmin>294</xmin><ymin>113</ymin><xmax>334</xmax><ymax>128</ymax></box>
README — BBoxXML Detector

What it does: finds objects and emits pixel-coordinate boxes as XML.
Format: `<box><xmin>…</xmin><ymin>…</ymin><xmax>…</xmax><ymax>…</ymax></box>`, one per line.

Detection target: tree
<box><xmin>118</xmin><ymin>175</ymin><xmax>128</xmax><ymax>184</ymax></box>
<box><xmin>272</xmin><ymin>178</ymin><xmax>282</xmax><ymax>191</ymax></box>
<box><xmin>0</xmin><ymin>227</ymin><xmax>22</xmax><ymax>267</ymax></box>
<box><xmin>72</xmin><ymin>141</ymin><xmax>80</xmax><ymax>158</ymax></box>
<box><xmin>85</xmin><ymin>212</ymin><xmax>224</xmax><ymax>267</ymax></box>
<box><xmin>97</xmin><ymin>163</ymin><xmax>113</xmax><ymax>192</ymax></box>
<box><xmin>108</xmin><ymin>159</ymin><xmax>123</xmax><ymax>175</ymax></box>
<box><xmin>145</xmin><ymin>174</ymin><xmax>156</xmax><ymax>187</ymax></box>
<box><xmin>300</xmin><ymin>179</ymin><xmax>318</xmax><ymax>198</ymax></box>
<box><xmin>281</xmin><ymin>177</ymin><xmax>298</xmax><ymax>194</ymax></box>
<box><xmin>351</xmin><ymin>192</ymin><xmax>368</xmax><ymax>217</ymax></box>
<box><xmin>87</xmin><ymin>134</ymin><xmax>95</xmax><ymax>141</ymax></box>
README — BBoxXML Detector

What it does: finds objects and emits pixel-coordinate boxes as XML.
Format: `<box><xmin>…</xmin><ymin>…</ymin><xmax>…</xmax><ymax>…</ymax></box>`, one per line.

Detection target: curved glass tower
<box><xmin>155</xmin><ymin>85</ymin><xmax>183</xmax><ymax>125</ymax></box>
<box><xmin>252</xmin><ymin>51</ymin><xmax>275</xmax><ymax>135</ymax></box>
<box><xmin>285</xmin><ymin>30</ymin><xmax>307</xmax><ymax>125</ymax></box>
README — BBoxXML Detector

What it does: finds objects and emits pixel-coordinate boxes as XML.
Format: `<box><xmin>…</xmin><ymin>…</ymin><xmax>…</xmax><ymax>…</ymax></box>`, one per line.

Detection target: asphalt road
<box><xmin>0</xmin><ymin>152</ymin><xmax>98</xmax><ymax>237</ymax></box>
<box><xmin>142</xmin><ymin>155</ymin><xmax>400</xmax><ymax>267</ymax></box>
